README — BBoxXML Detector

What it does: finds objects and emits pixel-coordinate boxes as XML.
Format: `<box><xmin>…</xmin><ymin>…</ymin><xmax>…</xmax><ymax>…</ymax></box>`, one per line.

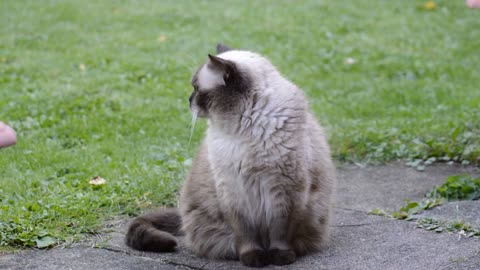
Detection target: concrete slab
<box><xmin>336</xmin><ymin>163</ymin><xmax>478</xmax><ymax>212</ymax></box>
<box><xmin>4</xmin><ymin>247</ymin><xmax>191</xmax><ymax>270</ymax></box>
<box><xmin>3</xmin><ymin>209</ymin><xmax>479</xmax><ymax>270</ymax></box>
<box><xmin>1</xmin><ymin>164</ymin><xmax>479</xmax><ymax>270</ymax></box>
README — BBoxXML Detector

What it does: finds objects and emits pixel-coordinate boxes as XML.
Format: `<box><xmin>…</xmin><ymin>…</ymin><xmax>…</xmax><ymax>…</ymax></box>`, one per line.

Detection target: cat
<box><xmin>126</xmin><ymin>44</ymin><xmax>336</xmax><ymax>267</ymax></box>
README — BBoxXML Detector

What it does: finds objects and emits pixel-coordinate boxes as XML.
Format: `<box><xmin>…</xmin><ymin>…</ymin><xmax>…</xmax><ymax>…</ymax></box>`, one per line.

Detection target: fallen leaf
<box><xmin>36</xmin><ymin>236</ymin><xmax>55</xmax><ymax>248</ymax></box>
<box><xmin>424</xmin><ymin>1</ymin><xmax>436</xmax><ymax>10</ymax></box>
<box><xmin>89</xmin><ymin>176</ymin><xmax>106</xmax><ymax>186</ymax></box>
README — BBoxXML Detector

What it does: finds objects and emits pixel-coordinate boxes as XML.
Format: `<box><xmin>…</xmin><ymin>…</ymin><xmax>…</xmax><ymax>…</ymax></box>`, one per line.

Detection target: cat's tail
<box><xmin>125</xmin><ymin>208</ymin><xmax>182</xmax><ymax>252</ymax></box>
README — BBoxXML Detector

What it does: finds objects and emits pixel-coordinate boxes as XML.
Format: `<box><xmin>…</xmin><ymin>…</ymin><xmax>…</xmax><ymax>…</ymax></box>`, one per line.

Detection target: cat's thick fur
<box><xmin>126</xmin><ymin>44</ymin><xmax>336</xmax><ymax>267</ymax></box>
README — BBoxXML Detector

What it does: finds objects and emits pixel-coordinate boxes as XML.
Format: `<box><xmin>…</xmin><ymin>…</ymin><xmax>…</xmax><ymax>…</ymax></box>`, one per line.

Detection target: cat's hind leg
<box><xmin>182</xmin><ymin>209</ymin><xmax>237</xmax><ymax>260</ymax></box>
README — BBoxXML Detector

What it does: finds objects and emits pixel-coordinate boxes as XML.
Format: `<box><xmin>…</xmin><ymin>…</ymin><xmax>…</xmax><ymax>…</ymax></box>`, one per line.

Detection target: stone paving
<box><xmin>1</xmin><ymin>164</ymin><xmax>479</xmax><ymax>270</ymax></box>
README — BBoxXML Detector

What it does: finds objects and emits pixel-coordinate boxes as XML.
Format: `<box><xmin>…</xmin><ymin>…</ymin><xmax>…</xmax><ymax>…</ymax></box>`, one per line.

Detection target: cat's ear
<box><xmin>216</xmin><ymin>43</ymin><xmax>232</xmax><ymax>54</ymax></box>
<box><xmin>208</xmin><ymin>54</ymin><xmax>236</xmax><ymax>81</ymax></box>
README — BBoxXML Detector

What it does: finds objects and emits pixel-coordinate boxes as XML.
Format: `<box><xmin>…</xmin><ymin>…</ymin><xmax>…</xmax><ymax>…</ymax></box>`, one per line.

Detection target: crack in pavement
<box><xmin>334</xmin><ymin>206</ymin><xmax>368</xmax><ymax>214</ymax></box>
<box><xmin>331</xmin><ymin>223</ymin><xmax>373</xmax><ymax>227</ymax></box>
<box><xmin>94</xmin><ymin>246</ymin><xmax>210</xmax><ymax>270</ymax></box>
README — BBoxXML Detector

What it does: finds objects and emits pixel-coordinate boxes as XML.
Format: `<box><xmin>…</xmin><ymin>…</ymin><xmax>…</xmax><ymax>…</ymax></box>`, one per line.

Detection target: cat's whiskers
<box><xmin>189</xmin><ymin>110</ymin><xmax>198</xmax><ymax>145</ymax></box>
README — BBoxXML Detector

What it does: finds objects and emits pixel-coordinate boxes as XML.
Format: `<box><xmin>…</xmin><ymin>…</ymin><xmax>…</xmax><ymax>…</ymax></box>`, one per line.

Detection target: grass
<box><xmin>1</xmin><ymin>0</ymin><xmax>479</xmax><ymax>248</ymax></box>
<box><xmin>428</xmin><ymin>174</ymin><xmax>480</xmax><ymax>201</ymax></box>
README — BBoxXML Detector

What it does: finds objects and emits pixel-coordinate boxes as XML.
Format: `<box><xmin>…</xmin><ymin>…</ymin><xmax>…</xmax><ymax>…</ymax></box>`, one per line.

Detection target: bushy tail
<box><xmin>125</xmin><ymin>208</ymin><xmax>182</xmax><ymax>252</ymax></box>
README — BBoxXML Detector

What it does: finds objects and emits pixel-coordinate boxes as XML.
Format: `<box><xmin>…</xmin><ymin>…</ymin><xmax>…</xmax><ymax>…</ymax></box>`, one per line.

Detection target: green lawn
<box><xmin>1</xmin><ymin>0</ymin><xmax>479</xmax><ymax>249</ymax></box>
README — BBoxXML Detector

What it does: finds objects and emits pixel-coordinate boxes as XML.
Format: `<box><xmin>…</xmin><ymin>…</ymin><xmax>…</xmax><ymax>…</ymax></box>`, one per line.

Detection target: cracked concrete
<box><xmin>1</xmin><ymin>163</ymin><xmax>479</xmax><ymax>270</ymax></box>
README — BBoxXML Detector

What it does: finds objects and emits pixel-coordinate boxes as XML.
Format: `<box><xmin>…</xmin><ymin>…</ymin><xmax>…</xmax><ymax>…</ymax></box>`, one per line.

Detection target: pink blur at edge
<box><xmin>467</xmin><ymin>0</ymin><xmax>480</xmax><ymax>8</ymax></box>
<box><xmin>0</xmin><ymin>122</ymin><xmax>17</xmax><ymax>148</ymax></box>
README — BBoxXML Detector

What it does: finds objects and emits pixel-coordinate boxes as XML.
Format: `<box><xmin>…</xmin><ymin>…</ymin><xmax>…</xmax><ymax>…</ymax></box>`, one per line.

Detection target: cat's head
<box><xmin>189</xmin><ymin>44</ymin><xmax>265</xmax><ymax>118</ymax></box>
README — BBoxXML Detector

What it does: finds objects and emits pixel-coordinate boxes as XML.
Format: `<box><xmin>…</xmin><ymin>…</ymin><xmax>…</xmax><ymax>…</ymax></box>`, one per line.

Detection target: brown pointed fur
<box><xmin>125</xmin><ymin>208</ymin><xmax>181</xmax><ymax>252</ymax></box>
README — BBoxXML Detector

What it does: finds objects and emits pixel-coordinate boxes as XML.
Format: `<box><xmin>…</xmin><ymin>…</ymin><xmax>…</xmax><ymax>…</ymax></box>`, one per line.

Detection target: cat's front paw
<box><xmin>267</xmin><ymin>248</ymin><xmax>296</xmax><ymax>266</ymax></box>
<box><xmin>239</xmin><ymin>249</ymin><xmax>268</xmax><ymax>268</ymax></box>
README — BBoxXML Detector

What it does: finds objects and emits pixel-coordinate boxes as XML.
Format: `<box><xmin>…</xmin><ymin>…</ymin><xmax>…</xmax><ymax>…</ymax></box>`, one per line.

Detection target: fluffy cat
<box><xmin>126</xmin><ymin>44</ymin><xmax>336</xmax><ymax>267</ymax></box>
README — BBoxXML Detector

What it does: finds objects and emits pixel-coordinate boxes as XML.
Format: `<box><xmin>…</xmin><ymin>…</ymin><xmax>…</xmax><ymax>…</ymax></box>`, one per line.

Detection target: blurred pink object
<box><xmin>0</xmin><ymin>122</ymin><xmax>17</xmax><ymax>148</ymax></box>
<box><xmin>466</xmin><ymin>0</ymin><xmax>480</xmax><ymax>8</ymax></box>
